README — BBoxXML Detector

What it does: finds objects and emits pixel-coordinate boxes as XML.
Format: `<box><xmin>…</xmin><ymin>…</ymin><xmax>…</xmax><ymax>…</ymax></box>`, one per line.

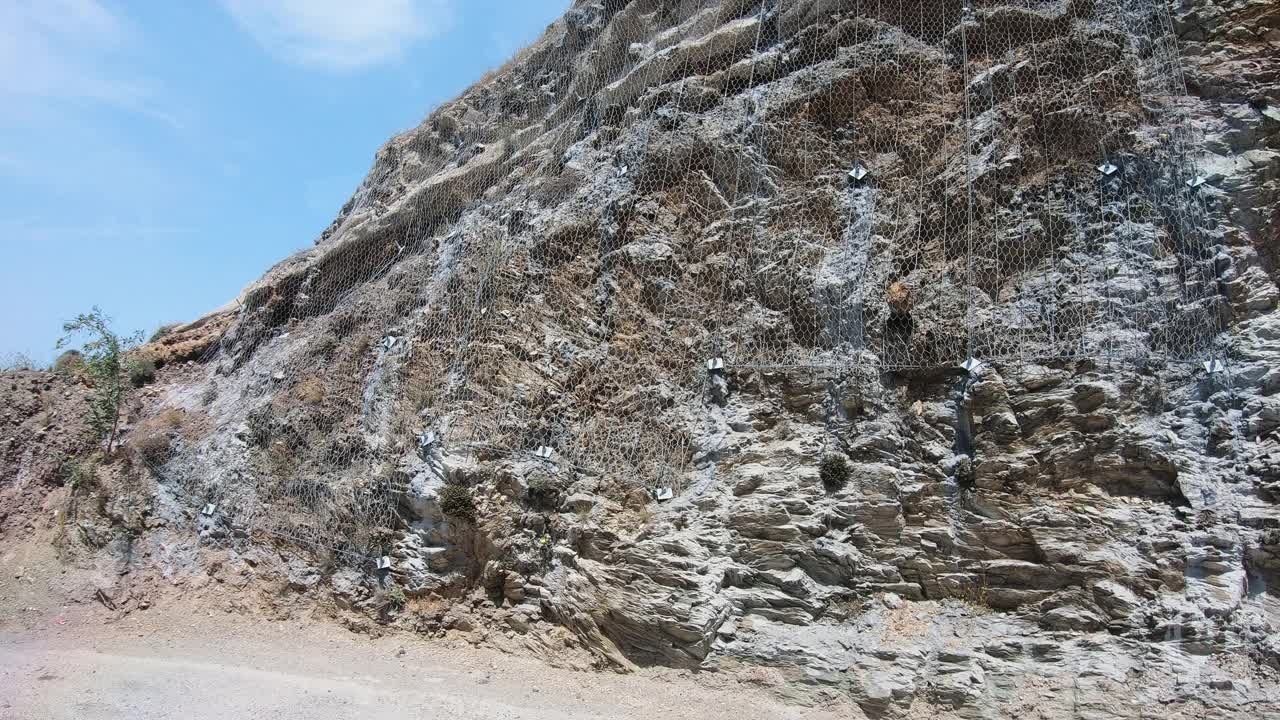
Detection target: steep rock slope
<box><xmin>10</xmin><ymin>0</ymin><xmax>1280</xmax><ymax>717</ymax></box>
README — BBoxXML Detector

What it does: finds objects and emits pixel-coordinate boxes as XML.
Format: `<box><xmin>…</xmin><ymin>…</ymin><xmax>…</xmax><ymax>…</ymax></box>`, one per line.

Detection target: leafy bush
<box><xmin>58</xmin><ymin>455</ymin><xmax>99</xmax><ymax>491</ymax></box>
<box><xmin>128</xmin><ymin>354</ymin><xmax>158</xmax><ymax>387</ymax></box>
<box><xmin>438</xmin><ymin>483</ymin><xmax>476</xmax><ymax>522</ymax></box>
<box><xmin>820</xmin><ymin>454</ymin><xmax>851</xmax><ymax>491</ymax></box>
<box><xmin>57</xmin><ymin>308</ymin><xmax>144</xmax><ymax>453</ymax></box>
<box><xmin>379</xmin><ymin>582</ymin><xmax>408</xmax><ymax>612</ymax></box>
<box><xmin>53</xmin><ymin>350</ymin><xmax>86</xmax><ymax>377</ymax></box>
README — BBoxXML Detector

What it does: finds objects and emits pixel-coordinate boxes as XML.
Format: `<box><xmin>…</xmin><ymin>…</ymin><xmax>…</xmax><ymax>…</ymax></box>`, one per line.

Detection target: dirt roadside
<box><xmin>0</xmin><ymin>596</ymin><xmax>854</xmax><ymax>720</ymax></box>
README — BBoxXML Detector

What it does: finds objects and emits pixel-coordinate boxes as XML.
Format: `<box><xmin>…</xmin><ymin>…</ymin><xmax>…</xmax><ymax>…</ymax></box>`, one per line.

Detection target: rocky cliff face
<box><xmin>9</xmin><ymin>0</ymin><xmax>1280</xmax><ymax>717</ymax></box>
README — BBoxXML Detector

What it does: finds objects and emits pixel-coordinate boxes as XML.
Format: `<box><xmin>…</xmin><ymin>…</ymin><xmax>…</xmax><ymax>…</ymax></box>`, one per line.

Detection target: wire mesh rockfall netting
<box><xmin>700</xmin><ymin>0</ymin><xmax>1221</xmax><ymax>370</ymax></box>
<box><xmin>164</xmin><ymin>0</ymin><xmax>1222</xmax><ymax>564</ymax></box>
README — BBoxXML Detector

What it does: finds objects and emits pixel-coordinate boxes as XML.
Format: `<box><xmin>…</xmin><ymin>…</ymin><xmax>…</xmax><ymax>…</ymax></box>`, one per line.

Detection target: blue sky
<box><xmin>0</xmin><ymin>0</ymin><xmax>569</xmax><ymax>363</ymax></box>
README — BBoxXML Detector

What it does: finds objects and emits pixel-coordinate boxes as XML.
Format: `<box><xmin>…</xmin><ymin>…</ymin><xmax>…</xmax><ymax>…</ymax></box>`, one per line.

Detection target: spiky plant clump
<box><xmin>820</xmin><ymin>454</ymin><xmax>851</xmax><ymax>491</ymax></box>
<box><xmin>439</xmin><ymin>483</ymin><xmax>477</xmax><ymax>522</ymax></box>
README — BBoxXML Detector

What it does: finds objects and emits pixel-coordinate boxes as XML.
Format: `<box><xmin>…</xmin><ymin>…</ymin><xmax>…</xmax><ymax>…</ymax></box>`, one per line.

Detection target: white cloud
<box><xmin>0</xmin><ymin>0</ymin><xmax>199</xmax><ymax>255</ymax></box>
<box><xmin>0</xmin><ymin>0</ymin><xmax>189</xmax><ymax>219</ymax></box>
<box><xmin>0</xmin><ymin>1</ymin><xmax>151</xmax><ymax>118</ymax></box>
<box><xmin>220</xmin><ymin>0</ymin><xmax>454</xmax><ymax>71</ymax></box>
<box><xmin>0</xmin><ymin>219</ymin><xmax>195</xmax><ymax>240</ymax></box>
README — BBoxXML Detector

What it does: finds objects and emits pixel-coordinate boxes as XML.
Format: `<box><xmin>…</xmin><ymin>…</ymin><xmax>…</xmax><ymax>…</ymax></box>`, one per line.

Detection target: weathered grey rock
<box><xmin>330</xmin><ymin>568</ymin><xmax>367</xmax><ymax>609</ymax></box>
<box><xmin>286</xmin><ymin>558</ymin><xmax>319</xmax><ymax>593</ymax></box>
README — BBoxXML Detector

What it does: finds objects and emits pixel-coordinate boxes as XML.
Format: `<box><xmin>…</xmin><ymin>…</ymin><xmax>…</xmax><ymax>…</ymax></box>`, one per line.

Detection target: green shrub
<box><xmin>149</xmin><ymin>324</ymin><xmax>180</xmax><ymax>343</ymax></box>
<box><xmin>820</xmin><ymin>454</ymin><xmax>850</xmax><ymax>491</ymax></box>
<box><xmin>53</xmin><ymin>350</ymin><xmax>86</xmax><ymax>377</ymax></box>
<box><xmin>128</xmin><ymin>355</ymin><xmax>157</xmax><ymax>387</ymax></box>
<box><xmin>438</xmin><ymin>483</ymin><xmax>476</xmax><ymax>522</ymax></box>
<box><xmin>379</xmin><ymin>582</ymin><xmax>408</xmax><ymax>612</ymax></box>
<box><xmin>57</xmin><ymin>308</ymin><xmax>144</xmax><ymax>453</ymax></box>
<box><xmin>59</xmin><ymin>455</ymin><xmax>99</xmax><ymax>491</ymax></box>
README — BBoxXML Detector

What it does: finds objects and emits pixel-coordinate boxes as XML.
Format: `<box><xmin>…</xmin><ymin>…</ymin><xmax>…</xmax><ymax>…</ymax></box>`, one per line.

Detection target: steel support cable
<box><xmin>742</xmin><ymin>1</ymin><xmax>786</xmax><ymax>366</ymax></box>
<box><xmin>930</xmin><ymin>5</ymin><xmax>961</xmax><ymax>370</ymax></box>
<box><xmin>890</xmin><ymin>0</ymin><xmax>937</xmax><ymax>364</ymax></box>
<box><xmin>1103</xmin><ymin>0</ymin><xmax>1163</xmax><ymax>362</ymax></box>
<box><xmin>646</xmin><ymin>30</ymin><xmax>704</xmax><ymax>488</ymax></box>
<box><xmin>1019</xmin><ymin>0</ymin><xmax>1068</xmax><ymax>358</ymax></box>
<box><xmin>967</xmin><ymin>1</ymin><xmax>1002</xmax><ymax>362</ymax></box>
<box><xmin>959</xmin><ymin>2</ymin><xmax>978</xmax><ymax>362</ymax></box>
<box><xmin>1135</xmin><ymin>0</ymin><xmax>1190</xmax><ymax>362</ymax></box>
<box><xmin>862</xmin><ymin>0</ymin><xmax>914</xmax><ymax>369</ymax></box>
<box><xmin>842</xmin><ymin>0</ymin><xmax>872</xmax><ymax>360</ymax></box>
<box><xmin>996</xmin><ymin>0</ymin><xmax>1037</xmax><ymax>366</ymax></box>
<box><xmin>716</xmin><ymin>0</ymin><xmax>770</xmax><ymax>366</ymax></box>
<box><xmin>624</xmin><ymin>10</ymin><xmax>700</xmax><ymax>490</ymax></box>
<box><xmin>1155</xmin><ymin>0</ymin><xmax>1221</xmax><ymax>359</ymax></box>
<box><xmin>1060</xmin><ymin>0</ymin><xmax>1114</xmax><ymax>361</ymax></box>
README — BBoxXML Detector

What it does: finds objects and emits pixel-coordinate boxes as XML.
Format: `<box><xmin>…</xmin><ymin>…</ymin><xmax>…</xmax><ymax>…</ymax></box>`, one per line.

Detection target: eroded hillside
<box><xmin>5</xmin><ymin>1</ymin><xmax>1280</xmax><ymax>717</ymax></box>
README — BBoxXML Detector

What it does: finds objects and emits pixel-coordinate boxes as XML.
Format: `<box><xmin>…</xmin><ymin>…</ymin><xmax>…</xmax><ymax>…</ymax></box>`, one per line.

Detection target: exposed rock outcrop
<box><xmin>7</xmin><ymin>1</ymin><xmax>1280</xmax><ymax>717</ymax></box>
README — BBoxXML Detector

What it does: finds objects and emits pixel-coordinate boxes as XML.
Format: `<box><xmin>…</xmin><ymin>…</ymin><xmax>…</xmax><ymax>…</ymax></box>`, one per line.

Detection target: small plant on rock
<box><xmin>148</xmin><ymin>324</ymin><xmax>180</xmax><ymax>343</ymax></box>
<box><xmin>129</xmin><ymin>354</ymin><xmax>158</xmax><ymax>387</ymax></box>
<box><xmin>438</xmin><ymin>483</ymin><xmax>476</xmax><ymax>522</ymax></box>
<box><xmin>130</xmin><ymin>409</ymin><xmax>185</xmax><ymax>468</ymax></box>
<box><xmin>379</xmin><ymin>581</ymin><xmax>408</xmax><ymax>613</ymax></box>
<box><xmin>53</xmin><ymin>454</ymin><xmax>101</xmax><ymax>556</ymax></box>
<box><xmin>133</xmin><ymin>429</ymin><xmax>174</xmax><ymax>467</ymax></box>
<box><xmin>526</xmin><ymin>472</ymin><xmax>562</xmax><ymax>509</ymax></box>
<box><xmin>310</xmin><ymin>332</ymin><xmax>339</xmax><ymax>358</ymax></box>
<box><xmin>294</xmin><ymin>376</ymin><xmax>325</xmax><ymax>405</ymax></box>
<box><xmin>820</xmin><ymin>454</ymin><xmax>851</xmax><ymax>491</ymax></box>
<box><xmin>245</xmin><ymin>405</ymin><xmax>275</xmax><ymax>446</ymax></box>
<box><xmin>53</xmin><ymin>350</ymin><xmax>86</xmax><ymax>377</ymax></box>
<box><xmin>59</xmin><ymin>455</ymin><xmax>100</xmax><ymax>492</ymax></box>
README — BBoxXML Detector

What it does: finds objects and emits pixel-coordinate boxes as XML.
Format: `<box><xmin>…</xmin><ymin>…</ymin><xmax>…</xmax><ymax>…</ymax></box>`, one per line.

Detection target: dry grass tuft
<box><xmin>131</xmin><ymin>409</ymin><xmax>185</xmax><ymax>466</ymax></box>
<box><xmin>294</xmin><ymin>376</ymin><xmax>325</xmax><ymax>406</ymax></box>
